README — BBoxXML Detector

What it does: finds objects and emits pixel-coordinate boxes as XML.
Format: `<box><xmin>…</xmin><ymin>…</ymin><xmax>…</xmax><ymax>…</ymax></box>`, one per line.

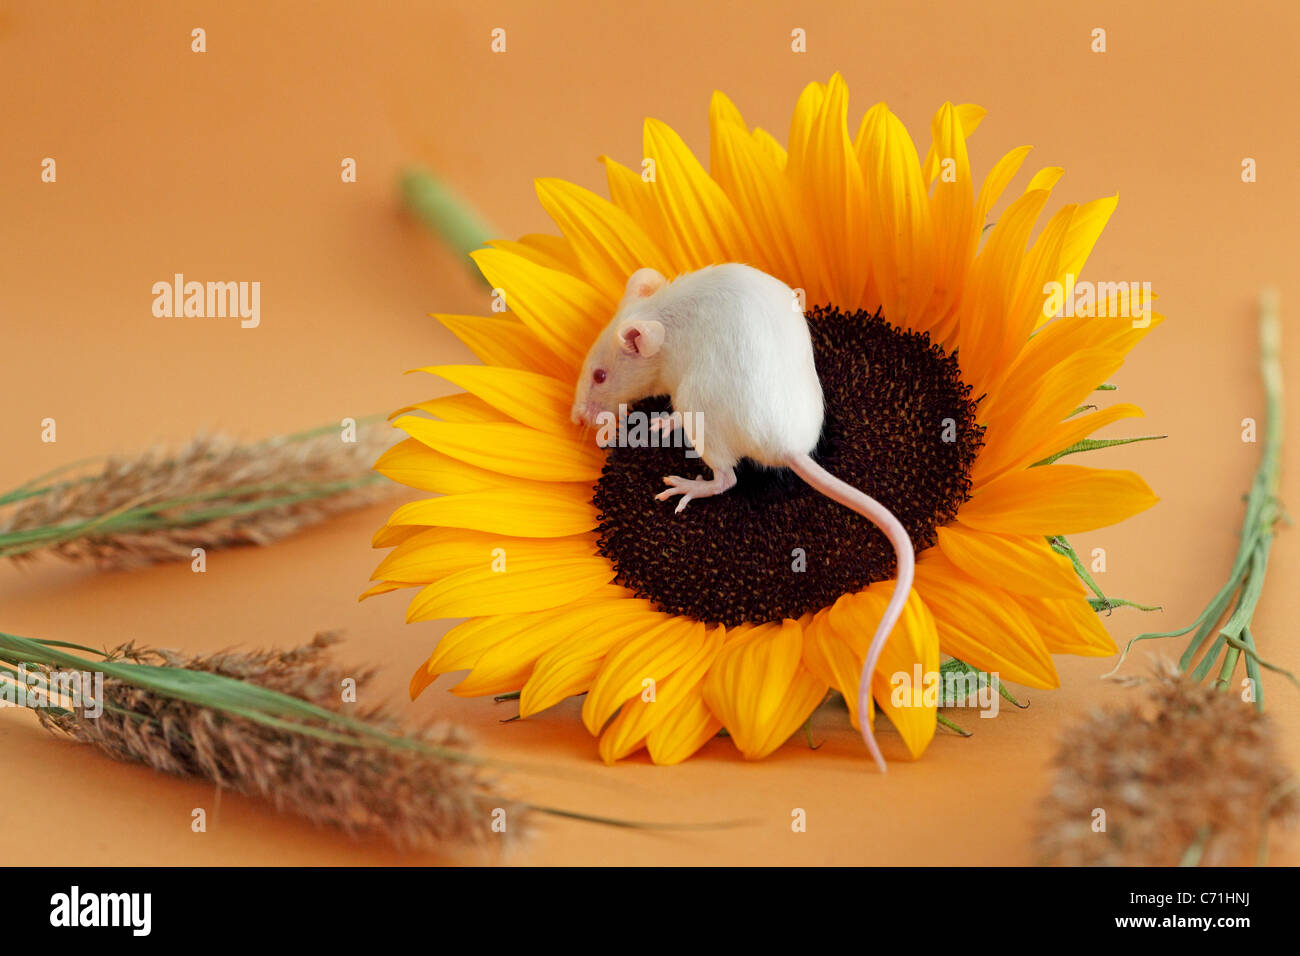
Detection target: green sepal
<box><xmin>1034</xmin><ymin>434</ymin><xmax>1167</xmax><ymax>467</ymax></box>
<box><xmin>938</xmin><ymin>658</ymin><xmax>1025</xmax><ymax>709</ymax></box>
<box><xmin>936</xmin><ymin>713</ymin><xmax>972</xmax><ymax>736</ymax></box>
<box><xmin>1088</xmin><ymin>596</ymin><xmax>1162</xmax><ymax>613</ymax></box>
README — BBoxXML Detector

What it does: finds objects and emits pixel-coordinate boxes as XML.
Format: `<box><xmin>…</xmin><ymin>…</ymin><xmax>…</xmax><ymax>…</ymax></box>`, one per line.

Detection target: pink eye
<box><xmin>592</xmin><ymin>369</ymin><xmax>607</xmax><ymax>384</ymax></box>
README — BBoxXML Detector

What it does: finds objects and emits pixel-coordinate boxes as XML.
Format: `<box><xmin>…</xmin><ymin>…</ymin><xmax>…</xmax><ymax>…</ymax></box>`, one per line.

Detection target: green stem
<box><xmin>401</xmin><ymin>167</ymin><xmax>497</xmax><ymax>279</ymax></box>
<box><xmin>1176</xmin><ymin>538</ymin><xmax>1257</xmax><ymax>669</ymax></box>
<box><xmin>1212</xmin><ymin>541</ymin><xmax>1270</xmax><ymax>690</ymax></box>
<box><xmin>1215</xmin><ymin>646</ymin><xmax>1241</xmax><ymax>691</ymax></box>
<box><xmin>1106</xmin><ymin>290</ymin><xmax>1284</xmax><ymax>700</ymax></box>
<box><xmin>1223</xmin><ymin>632</ymin><xmax>1300</xmax><ymax>694</ymax></box>
<box><xmin>1242</xmin><ymin>627</ymin><xmax>1264</xmax><ymax>710</ymax></box>
<box><xmin>936</xmin><ymin>713</ymin><xmax>972</xmax><ymax>736</ymax></box>
<box><xmin>1189</xmin><ymin>634</ymin><xmax>1226</xmax><ymax>683</ymax></box>
<box><xmin>1050</xmin><ymin>537</ymin><xmax>1109</xmax><ymax>603</ymax></box>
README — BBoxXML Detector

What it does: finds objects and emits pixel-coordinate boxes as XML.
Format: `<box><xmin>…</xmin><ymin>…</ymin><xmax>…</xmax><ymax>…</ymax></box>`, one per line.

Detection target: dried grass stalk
<box><xmin>0</xmin><ymin>424</ymin><xmax>395</xmax><ymax>569</ymax></box>
<box><xmin>35</xmin><ymin>632</ymin><xmax>525</xmax><ymax>850</ymax></box>
<box><xmin>1037</xmin><ymin>660</ymin><xmax>1297</xmax><ymax>865</ymax></box>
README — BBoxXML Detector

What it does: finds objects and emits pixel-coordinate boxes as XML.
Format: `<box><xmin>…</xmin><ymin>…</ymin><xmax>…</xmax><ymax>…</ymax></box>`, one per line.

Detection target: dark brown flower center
<box><xmin>593</xmin><ymin>306</ymin><xmax>984</xmax><ymax>627</ymax></box>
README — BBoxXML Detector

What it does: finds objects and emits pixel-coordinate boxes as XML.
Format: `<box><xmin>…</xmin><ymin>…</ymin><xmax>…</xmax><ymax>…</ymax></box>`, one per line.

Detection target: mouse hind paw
<box><xmin>654</xmin><ymin>468</ymin><xmax>737</xmax><ymax>514</ymax></box>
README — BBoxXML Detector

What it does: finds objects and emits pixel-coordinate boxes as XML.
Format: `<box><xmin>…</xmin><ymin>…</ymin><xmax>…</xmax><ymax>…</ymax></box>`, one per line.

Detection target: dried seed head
<box><xmin>2</xmin><ymin>426</ymin><xmax>395</xmax><ymax>569</ymax></box>
<box><xmin>37</xmin><ymin>632</ymin><xmax>525</xmax><ymax>851</ymax></box>
<box><xmin>1036</xmin><ymin>660</ymin><xmax>1297</xmax><ymax>865</ymax></box>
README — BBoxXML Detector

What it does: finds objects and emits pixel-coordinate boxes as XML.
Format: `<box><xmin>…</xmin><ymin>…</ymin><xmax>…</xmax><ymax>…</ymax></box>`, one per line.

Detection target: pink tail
<box><xmin>787</xmin><ymin>452</ymin><xmax>915</xmax><ymax>773</ymax></box>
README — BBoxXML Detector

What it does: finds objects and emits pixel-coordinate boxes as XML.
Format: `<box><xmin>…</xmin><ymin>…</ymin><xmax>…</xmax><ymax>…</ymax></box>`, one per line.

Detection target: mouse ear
<box><xmin>622</xmin><ymin>268</ymin><xmax>666</xmax><ymax>302</ymax></box>
<box><xmin>617</xmin><ymin>318</ymin><xmax>665</xmax><ymax>357</ymax></box>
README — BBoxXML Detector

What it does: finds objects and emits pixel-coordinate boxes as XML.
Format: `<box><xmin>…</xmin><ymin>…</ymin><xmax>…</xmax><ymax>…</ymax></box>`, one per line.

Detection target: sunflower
<box><xmin>366</xmin><ymin>74</ymin><xmax>1160</xmax><ymax>765</ymax></box>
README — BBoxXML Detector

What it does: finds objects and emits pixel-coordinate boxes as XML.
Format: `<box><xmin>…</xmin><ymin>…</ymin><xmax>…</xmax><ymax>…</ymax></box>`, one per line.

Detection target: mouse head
<box><xmin>571</xmin><ymin>267</ymin><xmax>667</xmax><ymax>427</ymax></box>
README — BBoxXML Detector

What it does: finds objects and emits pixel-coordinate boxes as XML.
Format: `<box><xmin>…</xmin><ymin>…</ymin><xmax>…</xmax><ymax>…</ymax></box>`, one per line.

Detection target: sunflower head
<box><xmin>369</xmin><ymin>73</ymin><xmax>1160</xmax><ymax>767</ymax></box>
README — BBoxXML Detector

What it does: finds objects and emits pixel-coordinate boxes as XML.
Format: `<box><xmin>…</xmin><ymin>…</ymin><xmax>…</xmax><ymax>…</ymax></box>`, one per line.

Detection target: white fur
<box><xmin>581</xmin><ymin>264</ymin><xmax>824</xmax><ymax>468</ymax></box>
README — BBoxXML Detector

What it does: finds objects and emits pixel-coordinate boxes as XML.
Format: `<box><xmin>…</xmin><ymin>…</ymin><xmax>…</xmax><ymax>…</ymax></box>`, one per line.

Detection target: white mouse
<box><xmin>571</xmin><ymin>263</ymin><xmax>915</xmax><ymax>773</ymax></box>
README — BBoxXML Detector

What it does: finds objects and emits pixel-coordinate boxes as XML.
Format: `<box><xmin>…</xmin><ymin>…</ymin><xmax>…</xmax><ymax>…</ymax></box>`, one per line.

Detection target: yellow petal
<box><xmin>373</xmin><ymin>438</ymin><xmax>542</xmax><ymax>495</ymax></box>
<box><xmin>988</xmin><ymin>202</ymin><xmax>1075</xmax><ymax>380</ymax></box>
<box><xmin>856</xmin><ymin>103</ymin><xmax>937</xmax><ymax>326</ymax></box>
<box><xmin>959</xmin><ymin>464</ymin><xmax>1158</xmax><ymax>535</ymax></box>
<box><xmin>973</xmin><ymin>145</ymin><xmax>1033</xmax><ymax>231</ymax></box>
<box><xmin>786</xmin><ymin>75</ymin><xmax>868</xmax><ymax>308</ymax></box>
<box><xmin>520</xmin><ymin>614</ymin><xmax>675</xmax><ymax>716</ymax></box>
<box><xmin>423</xmin><ymin>614</ymin><xmax>536</xmax><ymax>680</ymax></box>
<box><xmin>987</xmin><ymin>312</ymin><xmax>1161</xmax><ymax>421</ymax></box>
<box><xmin>419</xmin><ymin>587</ymin><xmax>630</xmax><ymax>680</ymax></box>
<box><xmin>597</xmin><ymin>624</ymin><xmax>725</xmax><ymax>763</ymax></box>
<box><xmin>413</xmin><ymin>614</ymin><xmax>538</xmax><ymax>699</ymax></box>
<box><xmin>469</xmin><ymin>249</ymin><xmax>613</xmax><ymax>373</ymax></box>
<box><xmin>599</xmin><ymin>154</ymin><xmax>675</xmax><ymax>255</ymax></box>
<box><xmin>485</xmin><ymin>233</ymin><xmax>582</xmax><ymax>275</ymax></box>
<box><xmin>921</xmin><ymin>103</ymin><xmax>986</xmax><ymax>182</ymax></box>
<box><xmin>926</xmin><ymin>142</ymin><xmax>1033</xmax><ymax>343</ymax></box>
<box><xmin>371</xmin><ymin>527</ymin><xmax>597</xmax><ymax>584</ymax></box>
<box><xmin>871</xmin><ymin>591</ymin><xmax>940</xmax><ymax>760</ymax></box>
<box><xmin>708</xmin><ymin>92</ymin><xmax>806</xmax><ymax>285</ymax></box>
<box><xmin>702</xmin><ymin>620</ymin><xmax>828</xmax><ymax>759</ymax></box>
<box><xmin>914</xmin><ymin>552</ymin><xmax>1060</xmax><ymax>689</ymax></box>
<box><xmin>1018</xmin><ymin>203</ymin><xmax>1118</xmax><ymax>342</ymax></box>
<box><xmin>924</xmin><ymin>102</ymin><xmax>976</xmax><ymax>330</ymax></box>
<box><xmin>394</xmin><ymin>416</ymin><xmax>602</xmax><ymax>482</ymax></box>
<box><xmin>535</xmin><ymin>177</ymin><xmax>672</xmax><ymax>301</ymax></box>
<box><xmin>956</xmin><ymin>182</ymin><xmax>1059</xmax><ymax>391</ymax></box>
<box><xmin>643</xmin><ymin>116</ymin><xmax>751</xmax><ymax>270</ymax></box>
<box><xmin>389</xmin><ymin>391</ymin><xmax>507</xmax><ymax>424</ymax></box>
<box><xmin>972</xmin><ymin>348</ymin><xmax>1125</xmax><ymax>484</ymax></box>
<box><xmin>371</xmin><ymin>523</ymin><xmax>426</xmax><ymax>548</ymax></box>
<box><xmin>935</xmin><ymin>525</ymin><xmax>1084</xmax><ymax>597</ymax></box>
<box><xmin>409</xmin><ymin>657</ymin><xmax>444</xmax><ymax>699</ymax></box>
<box><xmin>405</xmin><ymin>555</ymin><xmax>615</xmax><ymax>622</ymax></box>
<box><xmin>426</xmin><ymin>365</ymin><xmax>576</xmax><ymax>435</ymax></box>
<box><xmin>388</xmin><ymin>484</ymin><xmax>597</xmax><ymax>537</ymax></box>
<box><xmin>707</xmin><ymin>88</ymin><xmax>747</xmax><ymax>141</ymax></box>
<box><xmin>1050</xmin><ymin>195</ymin><xmax>1119</xmax><ymax>323</ymax></box>
<box><xmin>802</xmin><ymin>606</ymin><xmax>872</xmax><ymax>728</ymax></box>
<box><xmin>583</xmin><ymin>620</ymin><xmax>710</xmax><ymax>734</ymax></box>
<box><xmin>453</xmin><ymin>595</ymin><xmax>655</xmax><ymax>697</ymax></box>
<box><xmin>811</xmin><ymin>583</ymin><xmax>941</xmax><ymax>758</ymax></box>
<box><xmin>996</xmin><ymin>402</ymin><xmax>1146</xmax><ymax>478</ymax></box>
<box><xmin>751</xmin><ymin>127</ymin><xmax>788</xmax><ymax>169</ymax></box>
<box><xmin>1025</xmin><ymin>166</ymin><xmax>1065</xmax><ymax>192</ymax></box>
<box><xmin>435</xmin><ymin>312</ymin><xmax>571</xmax><ymax>380</ymax></box>
<box><xmin>645</xmin><ymin>686</ymin><xmax>724</xmax><ymax>765</ymax></box>
<box><xmin>358</xmin><ymin>580</ymin><xmax>410</xmax><ymax>602</ymax></box>
<box><xmin>1018</xmin><ymin>593</ymin><xmax>1119</xmax><ymax>657</ymax></box>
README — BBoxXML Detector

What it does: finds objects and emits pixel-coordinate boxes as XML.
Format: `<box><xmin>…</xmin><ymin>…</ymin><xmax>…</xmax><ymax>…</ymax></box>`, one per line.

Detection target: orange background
<box><xmin>1</xmin><ymin>0</ymin><xmax>1297</xmax><ymax>865</ymax></box>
